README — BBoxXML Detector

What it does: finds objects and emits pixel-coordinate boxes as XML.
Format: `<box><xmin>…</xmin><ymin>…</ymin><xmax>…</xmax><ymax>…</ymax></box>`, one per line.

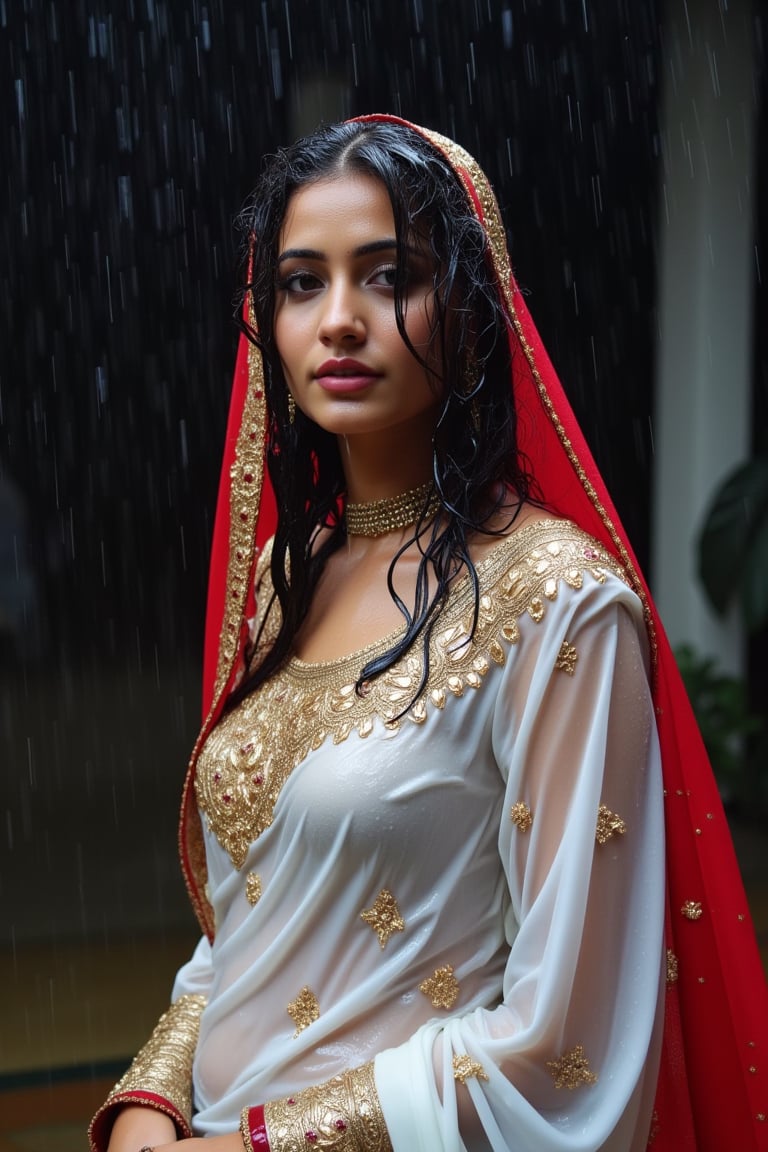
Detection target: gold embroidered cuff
<box><xmin>264</xmin><ymin>1061</ymin><xmax>393</xmax><ymax>1152</ymax></box>
<box><xmin>99</xmin><ymin>993</ymin><xmax>206</xmax><ymax>1129</ymax></box>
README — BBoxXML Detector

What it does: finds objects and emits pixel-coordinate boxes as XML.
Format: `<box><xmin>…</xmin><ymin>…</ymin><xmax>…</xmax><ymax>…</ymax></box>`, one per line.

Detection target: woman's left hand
<box><xmin>151</xmin><ymin>1135</ymin><xmax>243</xmax><ymax>1152</ymax></box>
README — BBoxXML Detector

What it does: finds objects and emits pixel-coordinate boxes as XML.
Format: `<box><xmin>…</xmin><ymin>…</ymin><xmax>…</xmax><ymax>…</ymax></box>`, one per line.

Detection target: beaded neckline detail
<box><xmin>345</xmin><ymin>482</ymin><xmax>440</xmax><ymax>537</ymax></box>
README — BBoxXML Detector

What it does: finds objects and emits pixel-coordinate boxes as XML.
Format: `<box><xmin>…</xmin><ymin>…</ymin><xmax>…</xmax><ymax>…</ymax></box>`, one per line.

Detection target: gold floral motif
<box><xmin>263</xmin><ymin>1061</ymin><xmax>392</xmax><ymax>1151</ymax></box>
<box><xmin>213</xmin><ymin>303</ymin><xmax>268</xmax><ymax>704</ymax></box>
<box><xmin>595</xmin><ymin>805</ymin><xmax>627</xmax><ymax>845</ymax></box>
<box><xmin>287</xmin><ymin>987</ymin><xmax>320</xmax><ymax>1037</ymax></box>
<box><xmin>666</xmin><ymin>949</ymin><xmax>679</xmax><ymax>985</ymax></box>
<box><xmin>509</xmin><ymin>801</ymin><xmax>533</xmax><ymax>832</ymax></box>
<box><xmin>452</xmin><ymin>1054</ymin><xmax>489</xmax><ymax>1083</ymax></box>
<box><xmin>360</xmin><ymin>889</ymin><xmax>406</xmax><ymax>949</ymax></box>
<box><xmin>90</xmin><ymin>993</ymin><xmax>206</xmax><ymax>1141</ymax></box>
<box><xmin>555</xmin><ymin>639</ymin><xmax>578</xmax><ymax>675</ymax></box>
<box><xmin>681</xmin><ymin>901</ymin><xmax>703</xmax><ymax>921</ymax></box>
<box><xmin>245</xmin><ymin>872</ymin><xmax>262</xmax><ymax>905</ymax></box>
<box><xmin>196</xmin><ymin>522</ymin><xmax>627</xmax><ymax>867</ymax></box>
<box><xmin>546</xmin><ymin>1044</ymin><xmax>598</xmax><ymax>1090</ymax></box>
<box><xmin>419</xmin><ymin>965</ymin><xmax>460</xmax><ymax>1009</ymax></box>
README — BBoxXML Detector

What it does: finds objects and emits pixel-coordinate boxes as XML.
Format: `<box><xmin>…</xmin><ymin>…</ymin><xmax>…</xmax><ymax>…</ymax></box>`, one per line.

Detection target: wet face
<box><xmin>273</xmin><ymin>173</ymin><xmax>442</xmax><ymax>447</ymax></box>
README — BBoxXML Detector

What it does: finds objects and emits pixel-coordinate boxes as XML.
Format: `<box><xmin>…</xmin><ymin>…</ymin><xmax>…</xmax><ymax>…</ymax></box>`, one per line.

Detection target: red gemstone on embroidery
<box><xmin>214</xmin><ymin>772</ymin><xmax>221</xmax><ymax>782</ymax></box>
<box><xmin>287</xmin><ymin>1097</ymin><xmax>295</xmax><ymax>1105</ymax></box>
<box><xmin>240</xmin><ymin>511</ymin><xmax>249</xmax><ymax>522</ymax></box>
<box><xmin>584</xmin><ymin>548</ymin><xmax>597</xmax><ymax>559</ymax></box>
<box><xmin>244</xmin><ymin>472</ymin><xmax>253</xmax><ymax>483</ymax></box>
<box><xmin>223</xmin><ymin>794</ymin><xmax>231</xmax><ymax>803</ymax></box>
<box><xmin>254</xmin><ymin>775</ymin><xmax>263</xmax><ymax>785</ymax></box>
<box><xmin>334</xmin><ymin>1119</ymin><xmax>347</xmax><ymax>1131</ymax></box>
<box><xmin>305</xmin><ymin>1132</ymin><xmax>317</xmax><ymax>1144</ymax></box>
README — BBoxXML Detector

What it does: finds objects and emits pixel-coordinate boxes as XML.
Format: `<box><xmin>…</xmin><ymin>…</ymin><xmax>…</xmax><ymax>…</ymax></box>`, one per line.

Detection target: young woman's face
<box><xmin>273</xmin><ymin>172</ymin><xmax>442</xmax><ymax>444</ymax></box>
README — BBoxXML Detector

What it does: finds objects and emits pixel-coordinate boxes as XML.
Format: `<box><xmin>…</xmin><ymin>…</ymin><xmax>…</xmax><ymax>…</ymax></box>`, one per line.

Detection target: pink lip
<box><xmin>314</xmin><ymin>358</ymin><xmax>381</xmax><ymax>393</ymax></box>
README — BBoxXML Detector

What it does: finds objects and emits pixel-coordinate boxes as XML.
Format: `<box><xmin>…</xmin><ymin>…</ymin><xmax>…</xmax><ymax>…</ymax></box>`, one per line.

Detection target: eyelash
<box><xmin>276</xmin><ymin>264</ymin><xmax>402</xmax><ymax>295</ymax></box>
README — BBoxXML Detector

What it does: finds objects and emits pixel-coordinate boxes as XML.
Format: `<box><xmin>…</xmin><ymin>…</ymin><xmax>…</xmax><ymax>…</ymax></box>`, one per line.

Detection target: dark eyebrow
<box><xmin>277</xmin><ymin>238</ymin><xmax>422</xmax><ymax>264</ymax></box>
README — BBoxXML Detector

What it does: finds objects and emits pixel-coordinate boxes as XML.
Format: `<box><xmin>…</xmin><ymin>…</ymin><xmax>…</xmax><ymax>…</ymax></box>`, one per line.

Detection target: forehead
<box><xmin>279</xmin><ymin>173</ymin><xmax>396</xmax><ymax>251</ymax></box>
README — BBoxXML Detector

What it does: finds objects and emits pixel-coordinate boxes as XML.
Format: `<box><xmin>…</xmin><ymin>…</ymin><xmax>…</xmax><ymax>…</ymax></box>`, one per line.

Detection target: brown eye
<box><xmin>279</xmin><ymin>271</ymin><xmax>323</xmax><ymax>294</ymax></box>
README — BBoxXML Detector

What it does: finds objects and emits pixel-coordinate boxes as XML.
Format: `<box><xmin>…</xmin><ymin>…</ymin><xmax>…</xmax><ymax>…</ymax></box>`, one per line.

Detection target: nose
<box><xmin>317</xmin><ymin>279</ymin><xmax>365</xmax><ymax>345</ymax></box>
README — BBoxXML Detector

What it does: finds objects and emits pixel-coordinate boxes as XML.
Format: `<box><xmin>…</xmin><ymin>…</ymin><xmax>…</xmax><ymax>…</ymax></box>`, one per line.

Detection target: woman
<box><xmin>90</xmin><ymin>116</ymin><xmax>768</xmax><ymax>1152</ymax></box>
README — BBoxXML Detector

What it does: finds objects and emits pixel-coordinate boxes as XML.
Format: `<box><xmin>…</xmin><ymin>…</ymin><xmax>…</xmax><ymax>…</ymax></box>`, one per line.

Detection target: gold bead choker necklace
<box><xmin>345</xmin><ymin>481</ymin><xmax>440</xmax><ymax>537</ymax></box>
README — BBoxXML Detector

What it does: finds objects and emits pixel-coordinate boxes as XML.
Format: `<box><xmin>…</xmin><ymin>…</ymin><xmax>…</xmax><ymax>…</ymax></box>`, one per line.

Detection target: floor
<box><xmin>1</xmin><ymin>833</ymin><xmax>766</xmax><ymax>1151</ymax></box>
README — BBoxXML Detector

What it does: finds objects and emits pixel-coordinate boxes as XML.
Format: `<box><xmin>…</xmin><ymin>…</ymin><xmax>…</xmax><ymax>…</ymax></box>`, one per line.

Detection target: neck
<box><xmin>337</xmin><ymin>421</ymin><xmax>434</xmax><ymax>503</ymax></box>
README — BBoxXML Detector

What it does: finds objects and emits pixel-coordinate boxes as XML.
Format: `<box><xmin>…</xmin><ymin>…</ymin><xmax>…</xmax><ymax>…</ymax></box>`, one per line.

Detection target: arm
<box><xmin>89</xmin><ymin>935</ymin><xmax>214</xmax><ymax>1152</ymax></box>
<box><xmin>375</xmin><ymin>581</ymin><xmax>665</xmax><ymax>1149</ymax></box>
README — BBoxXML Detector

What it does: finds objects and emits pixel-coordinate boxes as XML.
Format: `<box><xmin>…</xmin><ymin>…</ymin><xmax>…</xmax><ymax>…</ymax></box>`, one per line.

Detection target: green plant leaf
<box><xmin>698</xmin><ymin>457</ymin><xmax>768</xmax><ymax>625</ymax></box>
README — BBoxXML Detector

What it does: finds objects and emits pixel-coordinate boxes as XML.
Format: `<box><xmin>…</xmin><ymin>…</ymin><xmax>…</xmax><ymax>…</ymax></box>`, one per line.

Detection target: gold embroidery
<box><xmin>245</xmin><ymin>872</ymin><xmax>262</xmax><ymax>905</ymax></box>
<box><xmin>264</xmin><ymin>1061</ymin><xmax>392</xmax><ymax>1151</ymax></box>
<box><xmin>666</xmin><ymin>949</ymin><xmax>679</xmax><ymax>984</ymax></box>
<box><xmin>453</xmin><ymin>1054</ymin><xmax>489</xmax><ymax>1083</ymax></box>
<box><xmin>546</xmin><ymin>1045</ymin><xmax>598</xmax><ymax>1090</ymax></box>
<box><xmin>360</xmin><ymin>889</ymin><xmax>406</xmax><ymax>949</ymax></box>
<box><xmin>595</xmin><ymin>805</ymin><xmax>627</xmax><ymax>845</ymax></box>
<box><xmin>419</xmin><ymin>965</ymin><xmax>460</xmax><ymax>1009</ymax></box>
<box><xmin>646</xmin><ymin>1109</ymin><xmax>659</xmax><ymax>1145</ymax></box>
<box><xmin>90</xmin><ymin>993</ymin><xmax>205</xmax><ymax>1139</ymax></box>
<box><xmin>287</xmin><ymin>987</ymin><xmax>320</xmax><ymax>1036</ymax></box>
<box><xmin>421</xmin><ymin>123</ymin><xmax>657</xmax><ymax>685</ymax></box>
<box><xmin>681</xmin><ymin>901</ymin><xmax>703</xmax><ymax>921</ymax></box>
<box><xmin>509</xmin><ymin>801</ymin><xmax>533</xmax><ymax>832</ymax></box>
<box><xmin>196</xmin><ymin>522</ymin><xmax>627</xmax><ymax>866</ymax></box>
<box><xmin>214</xmin><ymin>306</ymin><xmax>268</xmax><ymax>705</ymax></box>
<box><xmin>555</xmin><ymin>640</ymin><xmax>578</xmax><ymax>675</ymax></box>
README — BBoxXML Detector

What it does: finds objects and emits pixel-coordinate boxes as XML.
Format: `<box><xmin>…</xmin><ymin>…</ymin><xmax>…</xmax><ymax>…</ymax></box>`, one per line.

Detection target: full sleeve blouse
<box><xmin>93</xmin><ymin>520</ymin><xmax>665</xmax><ymax>1152</ymax></box>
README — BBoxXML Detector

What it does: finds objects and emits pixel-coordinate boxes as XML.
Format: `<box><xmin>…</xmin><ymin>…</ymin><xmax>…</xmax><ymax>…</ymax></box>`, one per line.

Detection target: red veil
<box><xmin>181</xmin><ymin>115</ymin><xmax>768</xmax><ymax>1150</ymax></box>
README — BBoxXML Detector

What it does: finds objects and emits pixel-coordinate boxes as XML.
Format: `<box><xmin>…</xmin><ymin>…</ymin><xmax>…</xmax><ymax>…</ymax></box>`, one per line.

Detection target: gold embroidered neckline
<box><xmin>195</xmin><ymin>519</ymin><xmax>629</xmax><ymax>869</ymax></box>
<box><xmin>288</xmin><ymin>517</ymin><xmax>570</xmax><ymax>674</ymax></box>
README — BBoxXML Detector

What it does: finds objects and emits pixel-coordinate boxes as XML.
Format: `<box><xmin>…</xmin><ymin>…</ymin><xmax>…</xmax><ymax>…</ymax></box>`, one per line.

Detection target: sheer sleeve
<box><xmin>371</xmin><ymin>579</ymin><xmax>666</xmax><ymax>1151</ymax></box>
<box><xmin>88</xmin><ymin>935</ymin><xmax>214</xmax><ymax>1152</ymax></box>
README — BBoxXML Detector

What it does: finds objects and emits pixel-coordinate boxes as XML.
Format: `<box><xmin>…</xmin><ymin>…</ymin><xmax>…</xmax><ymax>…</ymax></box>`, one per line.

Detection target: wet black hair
<box><xmin>228</xmin><ymin>118</ymin><xmax>536</xmax><ymax>712</ymax></box>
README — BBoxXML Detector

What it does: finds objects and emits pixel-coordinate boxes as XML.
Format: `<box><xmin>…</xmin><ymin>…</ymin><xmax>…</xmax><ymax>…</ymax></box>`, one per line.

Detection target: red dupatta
<box><xmin>179</xmin><ymin>115</ymin><xmax>768</xmax><ymax>1151</ymax></box>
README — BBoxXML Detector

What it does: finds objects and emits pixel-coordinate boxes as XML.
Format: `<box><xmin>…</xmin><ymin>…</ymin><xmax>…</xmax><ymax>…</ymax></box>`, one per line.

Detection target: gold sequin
<box><xmin>90</xmin><ymin>993</ymin><xmax>206</xmax><ymax>1140</ymax></box>
<box><xmin>287</xmin><ymin>987</ymin><xmax>320</xmax><ymax>1037</ymax></box>
<box><xmin>360</xmin><ymin>889</ymin><xmax>406</xmax><ymax>949</ymax></box>
<box><xmin>419</xmin><ymin>965</ymin><xmax>460</xmax><ymax>1009</ymax></box>
<box><xmin>510</xmin><ymin>801</ymin><xmax>533</xmax><ymax>832</ymax></box>
<box><xmin>263</xmin><ymin>1061</ymin><xmax>392</xmax><ymax>1151</ymax></box>
<box><xmin>245</xmin><ymin>872</ymin><xmax>262</xmax><ymax>905</ymax></box>
<box><xmin>555</xmin><ymin>639</ymin><xmax>578</xmax><ymax>675</ymax></box>
<box><xmin>595</xmin><ymin>805</ymin><xmax>627</xmax><ymax>845</ymax></box>
<box><xmin>196</xmin><ymin>522</ymin><xmax>628</xmax><ymax>867</ymax></box>
<box><xmin>646</xmin><ymin>1109</ymin><xmax>659</xmax><ymax>1145</ymax></box>
<box><xmin>452</xmin><ymin>1054</ymin><xmax>489</xmax><ymax>1083</ymax></box>
<box><xmin>681</xmin><ymin>901</ymin><xmax>703</xmax><ymax>921</ymax></box>
<box><xmin>546</xmin><ymin>1044</ymin><xmax>598</xmax><ymax>1090</ymax></box>
<box><xmin>666</xmin><ymin>949</ymin><xmax>679</xmax><ymax>984</ymax></box>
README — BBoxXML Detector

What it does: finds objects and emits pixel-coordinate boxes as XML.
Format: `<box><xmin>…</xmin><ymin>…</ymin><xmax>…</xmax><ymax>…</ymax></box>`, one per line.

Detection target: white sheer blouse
<box><xmin>174</xmin><ymin>520</ymin><xmax>665</xmax><ymax>1151</ymax></box>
